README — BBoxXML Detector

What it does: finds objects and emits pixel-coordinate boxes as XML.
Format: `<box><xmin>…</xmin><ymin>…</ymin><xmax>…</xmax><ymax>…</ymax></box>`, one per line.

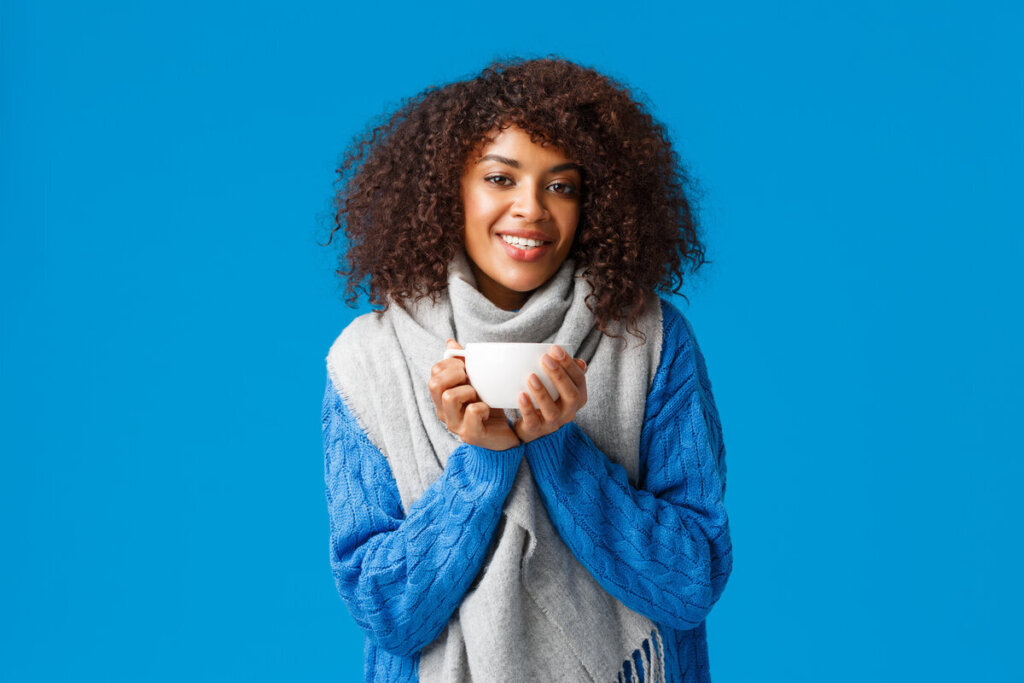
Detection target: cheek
<box><xmin>463</xmin><ymin>189</ymin><xmax>503</xmax><ymax>225</ymax></box>
<box><xmin>556</xmin><ymin>205</ymin><xmax>581</xmax><ymax>235</ymax></box>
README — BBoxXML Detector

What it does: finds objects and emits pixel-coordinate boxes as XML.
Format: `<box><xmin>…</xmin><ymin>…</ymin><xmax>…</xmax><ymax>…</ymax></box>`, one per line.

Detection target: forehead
<box><xmin>467</xmin><ymin>125</ymin><xmax>575</xmax><ymax>167</ymax></box>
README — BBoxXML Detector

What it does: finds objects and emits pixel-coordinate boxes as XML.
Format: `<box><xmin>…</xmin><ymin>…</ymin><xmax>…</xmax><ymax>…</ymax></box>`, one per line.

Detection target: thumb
<box><xmin>446</xmin><ymin>338</ymin><xmax>463</xmax><ymax>349</ymax></box>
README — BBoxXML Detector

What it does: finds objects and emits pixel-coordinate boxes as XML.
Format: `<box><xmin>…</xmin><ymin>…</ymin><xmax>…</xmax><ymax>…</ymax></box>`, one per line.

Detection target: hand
<box><xmin>428</xmin><ymin>339</ymin><xmax>522</xmax><ymax>451</ymax></box>
<box><xmin>513</xmin><ymin>345</ymin><xmax>588</xmax><ymax>443</ymax></box>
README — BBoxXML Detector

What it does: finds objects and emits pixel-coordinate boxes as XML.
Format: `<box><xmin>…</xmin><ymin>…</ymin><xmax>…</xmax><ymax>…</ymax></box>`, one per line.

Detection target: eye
<box><xmin>484</xmin><ymin>174</ymin><xmax>513</xmax><ymax>186</ymax></box>
<box><xmin>548</xmin><ymin>182</ymin><xmax>577</xmax><ymax>196</ymax></box>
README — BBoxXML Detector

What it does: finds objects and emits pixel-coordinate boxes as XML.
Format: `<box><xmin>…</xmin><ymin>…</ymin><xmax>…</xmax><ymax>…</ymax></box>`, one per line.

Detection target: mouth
<box><xmin>496</xmin><ymin>233</ymin><xmax>554</xmax><ymax>262</ymax></box>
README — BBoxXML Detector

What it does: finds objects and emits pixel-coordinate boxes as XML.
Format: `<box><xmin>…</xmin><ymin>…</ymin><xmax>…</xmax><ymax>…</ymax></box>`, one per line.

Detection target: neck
<box><xmin>466</xmin><ymin>260</ymin><xmax>531</xmax><ymax>311</ymax></box>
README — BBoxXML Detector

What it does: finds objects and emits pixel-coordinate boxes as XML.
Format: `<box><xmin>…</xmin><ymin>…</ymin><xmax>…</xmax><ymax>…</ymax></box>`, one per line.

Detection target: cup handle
<box><xmin>443</xmin><ymin>349</ymin><xmax>467</xmax><ymax>360</ymax></box>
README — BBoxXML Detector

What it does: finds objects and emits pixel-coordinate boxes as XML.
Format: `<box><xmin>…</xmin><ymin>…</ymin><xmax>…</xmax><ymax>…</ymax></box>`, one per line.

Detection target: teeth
<box><xmin>501</xmin><ymin>234</ymin><xmax>547</xmax><ymax>249</ymax></box>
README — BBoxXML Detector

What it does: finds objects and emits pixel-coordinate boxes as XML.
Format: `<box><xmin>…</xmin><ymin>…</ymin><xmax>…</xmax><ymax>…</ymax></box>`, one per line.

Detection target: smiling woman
<box><xmin>325</xmin><ymin>56</ymin><xmax>707</xmax><ymax>340</ymax></box>
<box><xmin>320</xmin><ymin>56</ymin><xmax>731</xmax><ymax>683</ymax></box>
<box><xmin>461</xmin><ymin>125</ymin><xmax>583</xmax><ymax>311</ymax></box>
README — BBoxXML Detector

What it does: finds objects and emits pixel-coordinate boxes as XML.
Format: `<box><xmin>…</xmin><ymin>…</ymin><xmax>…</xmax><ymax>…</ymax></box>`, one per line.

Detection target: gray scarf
<box><xmin>327</xmin><ymin>248</ymin><xmax>666</xmax><ymax>682</ymax></box>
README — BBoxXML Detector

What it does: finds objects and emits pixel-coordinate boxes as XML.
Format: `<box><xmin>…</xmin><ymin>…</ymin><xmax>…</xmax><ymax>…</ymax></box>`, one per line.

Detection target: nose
<box><xmin>510</xmin><ymin>183</ymin><xmax>549</xmax><ymax>222</ymax></box>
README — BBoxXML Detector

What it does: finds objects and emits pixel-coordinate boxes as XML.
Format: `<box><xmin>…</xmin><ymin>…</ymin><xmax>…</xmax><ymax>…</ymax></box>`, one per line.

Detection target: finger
<box><xmin>567</xmin><ymin>358</ymin><xmax>588</xmax><ymax>407</ymax></box>
<box><xmin>441</xmin><ymin>384</ymin><xmax>478</xmax><ymax>429</ymax></box>
<box><xmin>546</xmin><ymin>346</ymin><xmax>584</xmax><ymax>387</ymax></box>
<box><xmin>556</xmin><ymin>351</ymin><xmax>586</xmax><ymax>387</ymax></box>
<box><xmin>527</xmin><ymin>372</ymin><xmax>561</xmax><ymax>422</ymax></box>
<box><xmin>434</xmin><ymin>351</ymin><xmax>468</xmax><ymax>383</ymax></box>
<box><xmin>517</xmin><ymin>390</ymin><xmax>542</xmax><ymax>430</ymax></box>
<box><xmin>429</xmin><ymin>360</ymin><xmax>470</xmax><ymax>394</ymax></box>
<box><xmin>428</xmin><ymin>372</ymin><xmax>445</xmax><ymax>416</ymax></box>
<box><xmin>541</xmin><ymin>353</ymin><xmax>580</xmax><ymax>409</ymax></box>
<box><xmin>428</xmin><ymin>363</ymin><xmax>470</xmax><ymax>414</ymax></box>
<box><xmin>439</xmin><ymin>339</ymin><xmax>465</xmax><ymax>374</ymax></box>
<box><xmin>432</xmin><ymin>358</ymin><xmax>462</xmax><ymax>376</ymax></box>
<box><xmin>462</xmin><ymin>401</ymin><xmax>490</xmax><ymax>440</ymax></box>
<box><xmin>548</xmin><ymin>347</ymin><xmax>588</xmax><ymax>394</ymax></box>
<box><xmin>441</xmin><ymin>360</ymin><xmax>470</xmax><ymax>386</ymax></box>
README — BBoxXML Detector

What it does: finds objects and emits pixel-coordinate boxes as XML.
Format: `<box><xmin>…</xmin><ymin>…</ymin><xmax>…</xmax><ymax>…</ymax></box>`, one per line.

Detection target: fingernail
<box><xmin>550</xmin><ymin>345</ymin><xmax>566</xmax><ymax>359</ymax></box>
<box><xmin>529</xmin><ymin>374</ymin><xmax>542</xmax><ymax>389</ymax></box>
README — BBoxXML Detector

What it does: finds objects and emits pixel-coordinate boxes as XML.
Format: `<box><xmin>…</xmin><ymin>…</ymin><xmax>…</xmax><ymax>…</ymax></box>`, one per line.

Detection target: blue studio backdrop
<box><xmin>2</xmin><ymin>1</ymin><xmax>1021</xmax><ymax>681</ymax></box>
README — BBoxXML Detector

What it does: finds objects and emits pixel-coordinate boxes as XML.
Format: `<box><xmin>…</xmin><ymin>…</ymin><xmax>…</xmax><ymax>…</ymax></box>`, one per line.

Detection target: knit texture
<box><xmin>327</xmin><ymin>249</ymin><xmax>666</xmax><ymax>682</ymax></box>
<box><xmin>322</xmin><ymin>298</ymin><xmax>732</xmax><ymax>682</ymax></box>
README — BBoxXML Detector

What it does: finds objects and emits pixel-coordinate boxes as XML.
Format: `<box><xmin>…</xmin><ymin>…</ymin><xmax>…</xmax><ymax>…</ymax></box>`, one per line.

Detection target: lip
<box><xmin>496</xmin><ymin>233</ymin><xmax>553</xmax><ymax>262</ymax></box>
<box><xmin>497</xmin><ymin>229</ymin><xmax>555</xmax><ymax>242</ymax></box>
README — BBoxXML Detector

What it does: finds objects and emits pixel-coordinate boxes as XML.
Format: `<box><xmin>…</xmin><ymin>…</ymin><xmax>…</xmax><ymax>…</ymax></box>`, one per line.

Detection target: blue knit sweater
<box><xmin>322</xmin><ymin>299</ymin><xmax>732</xmax><ymax>682</ymax></box>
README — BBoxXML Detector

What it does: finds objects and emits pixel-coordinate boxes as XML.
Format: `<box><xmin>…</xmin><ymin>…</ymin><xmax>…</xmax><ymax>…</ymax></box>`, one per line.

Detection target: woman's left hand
<box><xmin>513</xmin><ymin>345</ymin><xmax>588</xmax><ymax>443</ymax></box>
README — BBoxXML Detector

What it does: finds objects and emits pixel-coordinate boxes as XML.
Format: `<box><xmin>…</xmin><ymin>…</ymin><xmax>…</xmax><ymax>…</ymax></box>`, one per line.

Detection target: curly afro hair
<box><xmin>324</xmin><ymin>55</ymin><xmax>709</xmax><ymax>341</ymax></box>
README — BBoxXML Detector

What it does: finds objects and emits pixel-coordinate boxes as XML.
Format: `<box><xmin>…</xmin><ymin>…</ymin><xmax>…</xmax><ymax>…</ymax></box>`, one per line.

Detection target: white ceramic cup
<box><xmin>443</xmin><ymin>342</ymin><xmax>561</xmax><ymax>410</ymax></box>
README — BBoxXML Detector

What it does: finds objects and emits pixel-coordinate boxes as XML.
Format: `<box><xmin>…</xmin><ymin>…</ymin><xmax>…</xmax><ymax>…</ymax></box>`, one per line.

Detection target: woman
<box><xmin>322</xmin><ymin>56</ymin><xmax>732</xmax><ymax>683</ymax></box>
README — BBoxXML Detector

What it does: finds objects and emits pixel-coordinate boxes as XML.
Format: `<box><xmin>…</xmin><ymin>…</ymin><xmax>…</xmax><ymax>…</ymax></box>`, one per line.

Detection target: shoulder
<box><xmin>325</xmin><ymin>309</ymin><xmax>393</xmax><ymax>390</ymax></box>
<box><xmin>654</xmin><ymin>296</ymin><xmax>697</xmax><ymax>371</ymax></box>
<box><xmin>649</xmin><ymin>296</ymin><xmax>715</xmax><ymax>407</ymax></box>
<box><xmin>656</xmin><ymin>297</ymin><xmax>686</xmax><ymax>344</ymax></box>
<box><xmin>326</xmin><ymin>309</ymin><xmax>390</xmax><ymax>359</ymax></box>
<box><xmin>322</xmin><ymin>312</ymin><xmax>394</xmax><ymax>452</ymax></box>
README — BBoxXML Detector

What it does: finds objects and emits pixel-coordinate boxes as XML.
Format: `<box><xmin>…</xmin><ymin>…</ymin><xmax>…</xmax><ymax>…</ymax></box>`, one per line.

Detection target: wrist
<box><xmin>461</xmin><ymin>441</ymin><xmax>525</xmax><ymax>488</ymax></box>
<box><xmin>460</xmin><ymin>432</ymin><xmax>521</xmax><ymax>451</ymax></box>
<box><xmin>517</xmin><ymin>418</ymin><xmax>571</xmax><ymax>444</ymax></box>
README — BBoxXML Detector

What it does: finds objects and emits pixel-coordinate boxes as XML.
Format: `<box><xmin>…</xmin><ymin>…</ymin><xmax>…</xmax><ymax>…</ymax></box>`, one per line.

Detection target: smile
<box><xmin>496</xmin><ymin>234</ymin><xmax>553</xmax><ymax>262</ymax></box>
<box><xmin>500</xmin><ymin>234</ymin><xmax>550</xmax><ymax>248</ymax></box>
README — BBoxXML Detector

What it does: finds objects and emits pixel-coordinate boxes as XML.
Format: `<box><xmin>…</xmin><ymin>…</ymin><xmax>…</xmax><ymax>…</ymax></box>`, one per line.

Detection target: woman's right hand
<box><xmin>428</xmin><ymin>339</ymin><xmax>522</xmax><ymax>452</ymax></box>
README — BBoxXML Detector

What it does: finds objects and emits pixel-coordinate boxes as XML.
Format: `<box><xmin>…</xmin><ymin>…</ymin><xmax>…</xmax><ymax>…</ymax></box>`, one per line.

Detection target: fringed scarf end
<box><xmin>616</xmin><ymin>628</ymin><xmax>666</xmax><ymax>683</ymax></box>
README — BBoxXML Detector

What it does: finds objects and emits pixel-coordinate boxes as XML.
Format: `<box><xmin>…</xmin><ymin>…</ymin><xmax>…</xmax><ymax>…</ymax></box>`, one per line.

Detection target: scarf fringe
<box><xmin>617</xmin><ymin>628</ymin><xmax>665</xmax><ymax>683</ymax></box>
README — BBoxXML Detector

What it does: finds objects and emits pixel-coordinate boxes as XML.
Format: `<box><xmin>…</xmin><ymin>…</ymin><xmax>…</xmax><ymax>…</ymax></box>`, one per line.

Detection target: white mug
<box><xmin>443</xmin><ymin>342</ymin><xmax>561</xmax><ymax>410</ymax></box>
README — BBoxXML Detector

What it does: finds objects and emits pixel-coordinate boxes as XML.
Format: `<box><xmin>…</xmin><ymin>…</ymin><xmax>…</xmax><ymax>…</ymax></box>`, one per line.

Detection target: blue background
<box><xmin>2</xmin><ymin>1</ymin><xmax>1021</xmax><ymax>680</ymax></box>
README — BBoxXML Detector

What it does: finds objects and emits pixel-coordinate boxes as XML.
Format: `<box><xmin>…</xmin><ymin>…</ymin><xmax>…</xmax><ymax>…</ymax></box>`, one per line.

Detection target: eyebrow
<box><xmin>477</xmin><ymin>154</ymin><xmax>581</xmax><ymax>174</ymax></box>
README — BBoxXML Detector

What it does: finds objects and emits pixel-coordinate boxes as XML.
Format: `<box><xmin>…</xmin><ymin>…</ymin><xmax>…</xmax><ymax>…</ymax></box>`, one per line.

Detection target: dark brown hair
<box><xmin>323</xmin><ymin>55</ymin><xmax>709</xmax><ymax>341</ymax></box>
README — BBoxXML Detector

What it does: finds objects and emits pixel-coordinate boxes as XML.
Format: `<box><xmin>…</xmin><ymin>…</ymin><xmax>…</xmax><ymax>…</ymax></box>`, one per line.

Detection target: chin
<box><xmin>500</xmin><ymin>275</ymin><xmax>549</xmax><ymax>293</ymax></box>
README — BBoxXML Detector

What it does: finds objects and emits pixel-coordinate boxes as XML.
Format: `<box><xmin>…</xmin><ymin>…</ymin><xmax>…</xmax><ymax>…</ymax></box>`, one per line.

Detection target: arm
<box><xmin>523</xmin><ymin>305</ymin><xmax>732</xmax><ymax>630</ymax></box>
<box><xmin>322</xmin><ymin>375</ymin><xmax>523</xmax><ymax>657</ymax></box>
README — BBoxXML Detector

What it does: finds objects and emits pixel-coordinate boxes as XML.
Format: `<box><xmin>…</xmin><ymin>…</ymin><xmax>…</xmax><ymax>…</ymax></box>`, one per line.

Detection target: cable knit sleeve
<box><xmin>322</xmin><ymin>374</ymin><xmax>524</xmax><ymax>657</ymax></box>
<box><xmin>523</xmin><ymin>301</ymin><xmax>732</xmax><ymax>630</ymax></box>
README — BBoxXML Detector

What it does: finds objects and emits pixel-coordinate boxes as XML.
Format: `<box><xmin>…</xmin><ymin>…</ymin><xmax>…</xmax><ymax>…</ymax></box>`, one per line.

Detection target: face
<box><xmin>460</xmin><ymin>125</ymin><xmax>582</xmax><ymax>311</ymax></box>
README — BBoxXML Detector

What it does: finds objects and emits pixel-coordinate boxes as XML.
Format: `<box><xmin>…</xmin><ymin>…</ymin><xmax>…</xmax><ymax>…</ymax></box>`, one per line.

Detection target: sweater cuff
<box><xmin>523</xmin><ymin>421</ymin><xmax>578</xmax><ymax>482</ymax></box>
<box><xmin>458</xmin><ymin>441</ymin><xmax>524</xmax><ymax>490</ymax></box>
